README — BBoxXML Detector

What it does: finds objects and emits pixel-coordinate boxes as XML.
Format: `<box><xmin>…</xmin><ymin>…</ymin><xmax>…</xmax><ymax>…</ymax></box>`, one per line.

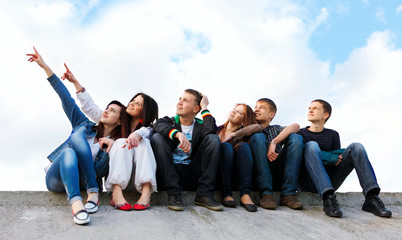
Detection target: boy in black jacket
<box><xmin>151</xmin><ymin>89</ymin><xmax>223</xmax><ymax>211</ymax></box>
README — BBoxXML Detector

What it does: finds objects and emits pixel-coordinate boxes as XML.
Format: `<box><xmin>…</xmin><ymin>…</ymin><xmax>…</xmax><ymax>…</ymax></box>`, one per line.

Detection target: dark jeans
<box><xmin>151</xmin><ymin>133</ymin><xmax>220</xmax><ymax>197</ymax></box>
<box><xmin>249</xmin><ymin>133</ymin><xmax>303</xmax><ymax>196</ymax></box>
<box><xmin>220</xmin><ymin>142</ymin><xmax>253</xmax><ymax>198</ymax></box>
<box><xmin>300</xmin><ymin>141</ymin><xmax>380</xmax><ymax>197</ymax></box>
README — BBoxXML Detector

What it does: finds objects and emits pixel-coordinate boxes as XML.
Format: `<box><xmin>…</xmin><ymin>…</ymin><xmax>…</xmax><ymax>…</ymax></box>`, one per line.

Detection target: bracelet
<box><xmin>76</xmin><ymin>87</ymin><xmax>85</xmax><ymax>94</ymax></box>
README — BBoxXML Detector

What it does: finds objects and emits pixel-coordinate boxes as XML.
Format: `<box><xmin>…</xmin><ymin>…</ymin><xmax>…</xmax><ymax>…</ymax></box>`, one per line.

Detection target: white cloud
<box><xmin>376</xmin><ymin>7</ymin><xmax>386</xmax><ymax>23</ymax></box>
<box><xmin>396</xmin><ymin>4</ymin><xmax>402</xmax><ymax>14</ymax></box>
<box><xmin>330</xmin><ymin>31</ymin><xmax>402</xmax><ymax>192</ymax></box>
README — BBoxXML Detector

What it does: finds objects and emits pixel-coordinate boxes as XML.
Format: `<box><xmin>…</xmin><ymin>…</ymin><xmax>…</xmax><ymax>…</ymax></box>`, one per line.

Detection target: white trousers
<box><xmin>105</xmin><ymin>138</ymin><xmax>157</xmax><ymax>193</ymax></box>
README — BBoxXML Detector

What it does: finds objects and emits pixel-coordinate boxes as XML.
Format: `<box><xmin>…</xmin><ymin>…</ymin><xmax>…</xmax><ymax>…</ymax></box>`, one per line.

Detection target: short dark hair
<box><xmin>128</xmin><ymin>93</ymin><xmax>159</xmax><ymax>128</ymax></box>
<box><xmin>312</xmin><ymin>99</ymin><xmax>332</xmax><ymax>122</ymax></box>
<box><xmin>184</xmin><ymin>89</ymin><xmax>202</xmax><ymax>106</ymax></box>
<box><xmin>184</xmin><ymin>89</ymin><xmax>202</xmax><ymax>114</ymax></box>
<box><xmin>257</xmin><ymin>98</ymin><xmax>277</xmax><ymax>113</ymax></box>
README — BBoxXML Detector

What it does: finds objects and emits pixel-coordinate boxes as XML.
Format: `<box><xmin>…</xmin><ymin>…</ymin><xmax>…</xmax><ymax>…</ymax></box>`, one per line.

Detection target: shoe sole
<box><xmin>168</xmin><ymin>205</ymin><xmax>185</xmax><ymax>211</ymax></box>
<box><xmin>194</xmin><ymin>201</ymin><xmax>223</xmax><ymax>211</ymax></box>
<box><xmin>280</xmin><ymin>203</ymin><xmax>304</xmax><ymax>210</ymax></box>
<box><xmin>260</xmin><ymin>204</ymin><xmax>277</xmax><ymax>210</ymax></box>
<box><xmin>324</xmin><ymin>211</ymin><xmax>342</xmax><ymax>218</ymax></box>
<box><xmin>74</xmin><ymin>216</ymin><xmax>91</xmax><ymax>225</ymax></box>
<box><xmin>362</xmin><ymin>206</ymin><xmax>392</xmax><ymax>218</ymax></box>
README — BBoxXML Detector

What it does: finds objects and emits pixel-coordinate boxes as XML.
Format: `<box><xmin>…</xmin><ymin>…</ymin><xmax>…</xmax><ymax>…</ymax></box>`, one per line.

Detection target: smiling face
<box><xmin>308</xmin><ymin>101</ymin><xmax>329</xmax><ymax>123</ymax></box>
<box><xmin>254</xmin><ymin>101</ymin><xmax>275</xmax><ymax>126</ymax></box>
<box><xmin>176</xmin><ymin>92</ymin><xmax>200</xmax><ymax>117</ymax></box>
<box><xmin>126</xmin><ymin>95</ymin><xmax>144</xmax><ymax>119</ymax></box>
<box><xmin>100</xmin><ymin>103</ymin><xmax>122</xmax><ymax>126</ymax></box>
<box><xmin>227</xmin><ymin>104</ymin><xmax>246</xmax><ymax>126</ymax></box>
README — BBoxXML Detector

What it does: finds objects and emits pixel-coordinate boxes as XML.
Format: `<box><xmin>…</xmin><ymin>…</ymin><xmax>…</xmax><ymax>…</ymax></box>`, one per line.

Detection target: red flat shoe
<box><xmin>133</xmin><ymin>202</ymin><xmax>150</xmax><ymax>211</ymax></box>
<box><xmin>110</xmin><ymin>200</ymin><xmax>132</xmax><ymax>211</ymax></box>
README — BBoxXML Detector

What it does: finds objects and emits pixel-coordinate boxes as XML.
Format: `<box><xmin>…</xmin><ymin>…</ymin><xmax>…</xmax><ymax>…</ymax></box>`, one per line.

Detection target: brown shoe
<box><xmin>259</xmin><ymin>194</ymin><xmax>277</xmax><ymax>210</ymax></box>
<box><xmin>280</xmin><ymin>195</ymin><xmax>303</xmax><ymax>210</ymax></box>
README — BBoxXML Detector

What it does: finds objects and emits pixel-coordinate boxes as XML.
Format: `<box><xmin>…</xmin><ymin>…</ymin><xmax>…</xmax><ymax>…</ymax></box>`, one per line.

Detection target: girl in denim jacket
<box><xmin>27</xmin><ymin>47</ymin><xmax>129</xmax><ymax>224</ymax></box>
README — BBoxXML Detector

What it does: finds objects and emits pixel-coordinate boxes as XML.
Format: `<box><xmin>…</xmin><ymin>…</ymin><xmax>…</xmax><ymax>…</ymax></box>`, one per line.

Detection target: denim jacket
<box><xmin>46</xmin><ymin>74</ymin><xmax>109</xmax><ymax>180</ymax></box>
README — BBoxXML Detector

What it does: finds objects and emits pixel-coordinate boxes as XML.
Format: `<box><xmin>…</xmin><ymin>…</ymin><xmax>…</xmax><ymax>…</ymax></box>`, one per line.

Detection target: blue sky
<box><xmin>309</xmin><ymin>0</ymin><xmax>402</xmax><ymax>72</ymax></box>
<box><xmin>0</xmin><ymin>0</ymin><xmax>401</xmax><ymax>193</ymax></box>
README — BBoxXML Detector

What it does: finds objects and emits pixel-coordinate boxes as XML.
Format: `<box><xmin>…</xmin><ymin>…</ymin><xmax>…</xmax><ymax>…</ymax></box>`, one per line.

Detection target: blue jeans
<box><xmin>249</xmin><ymin>133</ymin><xmax>303</xmax><ymax>196</ymax></box>
<box><xmin>46</xmin><ymin>132</ymin><xmax>98</xmax><ymax>205</ymax></box>
<box><xmin>303</xmin><ymin>141</ymin><xmax>380</xmax><ymax>197</ymax></box>
<box><xmin>220</xmin><ymin>142</ymin><xmax>253</xmax><ymax>198</ymax></box>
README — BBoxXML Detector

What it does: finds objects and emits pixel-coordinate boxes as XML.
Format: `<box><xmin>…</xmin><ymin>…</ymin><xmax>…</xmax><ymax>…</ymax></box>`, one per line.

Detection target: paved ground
<box><xmin>1</xmin><ymin>191</ymin><xmax>401</xmax><ymax>240</ymax></box>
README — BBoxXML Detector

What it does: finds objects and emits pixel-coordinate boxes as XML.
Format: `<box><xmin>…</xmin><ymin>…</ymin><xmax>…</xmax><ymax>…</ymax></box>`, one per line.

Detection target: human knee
<box><xmin>348</xmin><ymin>142</ymin><xmax>365</xmax><ymax>153</ymax></box>
<box><xmin>304</xmin><ymin>141</ymin><xmax>320</xmax><ymax>152</ymax></box>
<box><xmin>249</xmin><ymin>133</ymin><xmax>265</xmax><ymax>145</ymax></box>
<box><xmin>113</xmin><ymin>138</ymin><xmax>127</xmax><ymax>148</ymax></box>
<box><xmin>69</xmin><ymin>131</ymin><xmax>86</xmax><ymax>144</ymax></box>
<box><xmin>150</xmin><ymin>133</ymin><xmax>167</xmax><ymax>147</ymax></box>
<box><xmin>236</xmin><ymin>142</ymin><xmax>248</xmax><ymax>149</ymax></box>
<box><xmin>60</xmin><ymin>148</ymin><xmax>78</xmax><ymax>167</ymax></box>
<box><xmin>203</xmin><ymin>134</ymin><xmax>220</xmax><ymax>147</ymax></box>
<box><xmin>221</xmin><ymin>142</ymin><xmax>233</xmax><ymax>152</ymax></box>
<box><xmin>287</xmin><ymin>133</ymin><xmax>303</xmax><ymax>147</ymax></box>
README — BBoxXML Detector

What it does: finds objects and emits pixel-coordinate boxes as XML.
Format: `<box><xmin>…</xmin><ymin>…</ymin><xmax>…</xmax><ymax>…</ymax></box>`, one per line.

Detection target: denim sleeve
<box><xmin>48</xmin><ymin>74</ymin><xmax>89</xmax><ymax>128</ymax></box>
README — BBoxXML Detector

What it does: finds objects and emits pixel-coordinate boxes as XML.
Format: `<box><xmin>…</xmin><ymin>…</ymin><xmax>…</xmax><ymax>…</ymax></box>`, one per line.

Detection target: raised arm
<box><xmin>27</xmin><ymin>46</ymin><xmax>54</xmax><ymax>77</ymax></box>
<box><xmin>199</xmin><ymin>95</ymin><xmax>217</xmax><ymax>137</ymax></box>
<box><xmin>26</xmin><ymin>47</ymin><xmax>88</xmax><ymax>128</ymax></box>
<box><xmin>61</xmin><ymin>64</ymin><xmax>103</xmax><ymax>123</ymax></box>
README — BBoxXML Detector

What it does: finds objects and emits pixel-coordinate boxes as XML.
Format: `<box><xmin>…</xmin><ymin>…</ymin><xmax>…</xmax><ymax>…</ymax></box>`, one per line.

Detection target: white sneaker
<box><xmin>73</xmin><ymin>209</ymin><xmax>90</xmax><ymax>225</ymax></box>
<box><xmin>85</xmin><ymin>200</ymin><xmax>99</xmax><ymax>213</ymax></box>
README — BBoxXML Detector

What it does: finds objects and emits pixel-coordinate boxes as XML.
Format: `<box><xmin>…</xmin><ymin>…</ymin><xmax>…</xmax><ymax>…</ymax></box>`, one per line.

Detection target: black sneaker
<box><xmin>194</xmin><ymin>195</ymin><xmax>223</xmax><ymax>211</ymax></box>
<box><xmin>362</xmin><ymin>196</ymin><xmax>392</xmax><ymax>218</ymax></box>
<box><xmin>323</xmin><ymin>194</ymin><xmax>342</xmax><ymax>218</ymax></box>
<box><xmin>167</xmin><ymin>195</ymin><xmax>185</xmax><ymax>211</ymax></box>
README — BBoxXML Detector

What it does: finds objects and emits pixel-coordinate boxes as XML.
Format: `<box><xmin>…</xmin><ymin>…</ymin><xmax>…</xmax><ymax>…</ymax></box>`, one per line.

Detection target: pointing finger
<box><xmin>64</xmin><ymin>63</ymin><xmax>70</xmax><ymax>72</ymax></box>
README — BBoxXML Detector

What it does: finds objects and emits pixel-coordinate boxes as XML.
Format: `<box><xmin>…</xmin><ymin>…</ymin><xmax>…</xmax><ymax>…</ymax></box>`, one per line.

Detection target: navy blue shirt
<box><xmin>298</xmin><ymin>127</ymin><xmax>340</xmax><ymax>152</ymax></box>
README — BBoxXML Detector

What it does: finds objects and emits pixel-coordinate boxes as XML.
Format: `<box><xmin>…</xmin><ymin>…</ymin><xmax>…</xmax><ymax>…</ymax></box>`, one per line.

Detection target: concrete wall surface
<box><xmin>1</xmin><ymin>191</ymin><xmax>401</xmax><ymax>240</ymax></box>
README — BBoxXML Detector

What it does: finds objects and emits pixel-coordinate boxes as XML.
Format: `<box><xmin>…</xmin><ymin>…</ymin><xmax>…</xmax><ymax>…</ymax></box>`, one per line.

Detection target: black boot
<box><xmin>323</xmin><ymin>194</ymin><xmax>342</xmax><ymax>218</ymax></box>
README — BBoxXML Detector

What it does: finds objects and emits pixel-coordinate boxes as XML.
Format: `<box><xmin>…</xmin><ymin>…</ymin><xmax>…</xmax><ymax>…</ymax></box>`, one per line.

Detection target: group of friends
<box><xmin>27</xmin><ymin>47</ymin><xmax>392</xmax><ymax>225</ymax></box>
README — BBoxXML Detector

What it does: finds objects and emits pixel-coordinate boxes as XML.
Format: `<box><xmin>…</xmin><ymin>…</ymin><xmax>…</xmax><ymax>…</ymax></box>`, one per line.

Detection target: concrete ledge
<box><xmin>2</xmin><ymin>191</ymin><xmax>402</xmax><ymax>239</ymax></box>
<box><xmin>1</xmin><ymin>191</ymin><xmax>401</xmax><ymax>207</ymax></box>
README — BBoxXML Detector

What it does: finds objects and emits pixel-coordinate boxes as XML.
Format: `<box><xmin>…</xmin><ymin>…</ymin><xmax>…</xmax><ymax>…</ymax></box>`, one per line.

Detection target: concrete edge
<box><xmin>1</xmin><ymin>191</ymin><xmax>401</xmax><ymax>207</ymax></box>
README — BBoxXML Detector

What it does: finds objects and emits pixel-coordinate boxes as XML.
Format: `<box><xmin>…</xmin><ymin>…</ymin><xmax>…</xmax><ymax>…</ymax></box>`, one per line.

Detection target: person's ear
<box><xmin>323</xmin><ymin>112</ymin><xmax>329</xmax><ymax>121</ymax></box>
<box><xmin>193</xmin><ymin>105</ymin><xmax>201</xmax><ymax>114</ymax></box>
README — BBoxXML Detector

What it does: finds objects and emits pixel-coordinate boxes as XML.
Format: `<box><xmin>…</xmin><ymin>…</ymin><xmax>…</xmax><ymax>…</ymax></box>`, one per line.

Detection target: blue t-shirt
<box><xmin>172</xmin><ymin>122</ymin><xmax>194</xmax><ymax>165</ymax></box>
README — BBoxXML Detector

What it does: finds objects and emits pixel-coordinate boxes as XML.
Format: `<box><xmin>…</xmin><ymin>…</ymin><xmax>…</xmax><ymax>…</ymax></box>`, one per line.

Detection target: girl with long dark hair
<box><xmin>27</xmin><ymin>47</ymin><xmax>129</xmax><ymax>224</ymax></box>
<box><xmin>63</xmin><ymin>66</ymin><xmax>159</xmax><ymax>211</ymax></box>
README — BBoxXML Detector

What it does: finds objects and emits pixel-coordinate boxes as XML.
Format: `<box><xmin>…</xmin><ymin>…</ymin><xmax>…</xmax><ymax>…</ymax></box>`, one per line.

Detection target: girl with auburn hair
<box><xmin>63</xmin><ymin>66</ymin><xmax>158</xmax><ymax>211</ymax></box>
<box><xmin>27</xmin><ymin>47</ymin><xmax>129</xmax><ymax>225</ymax></box>
<box><xmin>218</xmin><ymin>104</ymin><xmax>262</xmax><ymax>212</ymax></box>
